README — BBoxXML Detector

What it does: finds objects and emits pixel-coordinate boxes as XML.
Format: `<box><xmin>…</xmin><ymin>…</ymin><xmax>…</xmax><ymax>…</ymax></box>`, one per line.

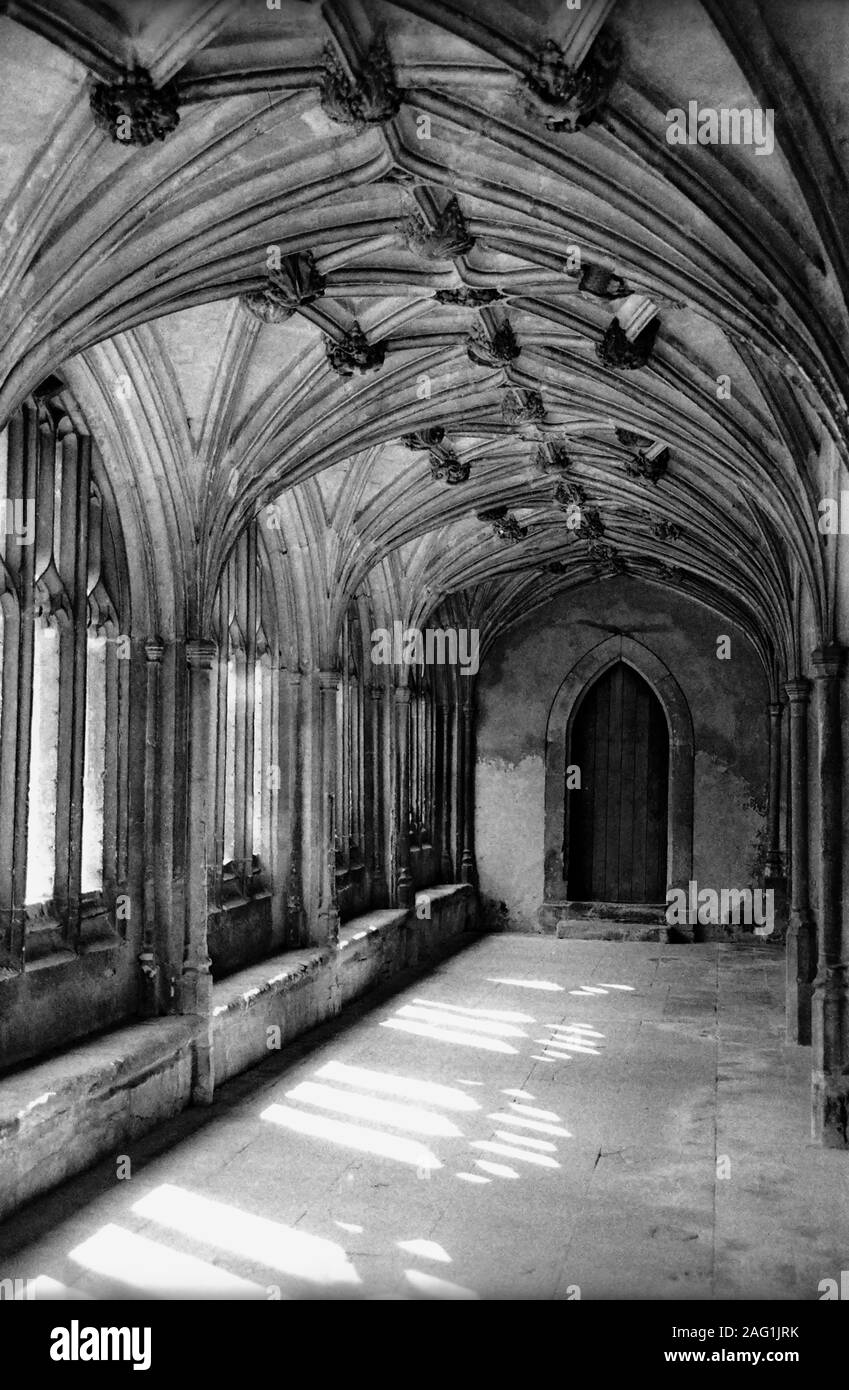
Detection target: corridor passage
<box><xmin>1</xmin><ymin>938</ymin><xmax>844</xmax><ymax>1302</ymax></box>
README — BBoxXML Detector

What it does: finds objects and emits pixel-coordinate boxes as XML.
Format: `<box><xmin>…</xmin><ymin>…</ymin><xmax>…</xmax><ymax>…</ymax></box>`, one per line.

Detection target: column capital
<box><xmin>812</xmin><ymin>643</ymin><xmax>846</xmax><ymax>679</ymax></box>
<box><xmin>316</xmin><ymin>668</ymin><xmax>341</xmax><ymax>691</ymax></box>
<box><xmin>767</xmin><ymin>701</ymin><xmax>783</xmax><ymax>718</ymax></box>
<box><xmin>145</xmin><ymin>637</ymin><xmax>164</xmax><ymax>664</ymax></box>
<box><xmin>394</xmin><ymin>685</ymin><xmax>411</xmax><ymax>705</ymax></box>
<box><xmin>277</xmin><ymin>665</ymin><xmax>301</xmax><ymax>687</ymax></box>
<box><xmin>784</xmin><ymin>677</ymin><xmax>811</xmax><ymax>705</ymax></box>
<box><xmin>186</xmin><ymin>637</ymin><xmax>217</xmax><ymax>669</ymax></box>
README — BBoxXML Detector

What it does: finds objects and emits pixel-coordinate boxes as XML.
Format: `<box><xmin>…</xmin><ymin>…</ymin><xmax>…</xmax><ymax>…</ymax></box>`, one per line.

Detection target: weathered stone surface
<box><xmin>319</xmin><ymin>30</ymin><xmax>401</xmax><ymax>126</ymax></box>
<box><xmin>475</xmin><ymin>578</ymin><xmax>769</xmax><ymax>934</ymax></box>
<box><xmin>326</xmin><ymin>321</ymin><xmax>386</xmax><ymax>375</ymax></box>
<box><xmin>3</xmin><ymin>938</ymin><xmax>843</xmax><ymax>1302</ymax></box>
<box><xmin>597</xmin><ymin>316</ymin><xmax>660</xmax><ymax>370</ymax></box>
<box><xmin>525</xmin><ymin>32</ymin><xmax>622</xmax><ymax>133</ymax></box>
<box><xmin>214</xmin><ymin>885</ymin><xmax>476</xmax><ymax>1083</ymax></box>
<box><xmin>400</xmin><ymin>196</ymin><xmax>475</xmax><ymax>261</ymax></box>
<box><xmin>0</xmin><ymin>1019</ymin><xmax>195</xmax><ymax>1222</ymax></box>
<box><xmin>0</xmin><ymin>889</ymin><xmax>476</xmax><ymax>1217</ymax></box>
<box><xmin>90</xmin><ymin>68</ymin><xmax>180</xmax><ymax>145</ymax></box>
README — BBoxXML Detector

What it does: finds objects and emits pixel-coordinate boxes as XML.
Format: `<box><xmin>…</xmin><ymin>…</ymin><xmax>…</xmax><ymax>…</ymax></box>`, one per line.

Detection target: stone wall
<box><xmin>475</xmin><ymin>578</ymin><xmax>770</xmax><ymax>934</ymax></box>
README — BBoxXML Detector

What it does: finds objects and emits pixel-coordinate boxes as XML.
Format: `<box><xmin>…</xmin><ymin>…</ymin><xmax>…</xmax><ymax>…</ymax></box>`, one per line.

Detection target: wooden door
<box><xmin>567</xmin><ymin>662</ymin><xmax>668</xmax><ymax>902</ymax></box>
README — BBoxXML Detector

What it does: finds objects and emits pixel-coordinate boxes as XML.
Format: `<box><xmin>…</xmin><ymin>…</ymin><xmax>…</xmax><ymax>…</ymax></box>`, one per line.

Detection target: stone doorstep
<box><xmin>555</xmin><ymin>919</ymin><xmax>664</xmax><ymax>942</ymax></box>
<box><xmin>552</xmin><ymin>901</ymin><xmax>667</xmax><ymax>925</ymax></box>
<box><xmin>537</xmin><ymin>901</ymin><xmax>668</xmax><ymax>938</ymax></box>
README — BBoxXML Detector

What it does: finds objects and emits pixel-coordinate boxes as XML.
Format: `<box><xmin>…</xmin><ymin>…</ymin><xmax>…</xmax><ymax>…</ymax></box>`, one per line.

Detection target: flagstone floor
<box><xmin>1</xmin><ymin>936</ymin><xmax>845</xmax><ymax>1300</ymax></box>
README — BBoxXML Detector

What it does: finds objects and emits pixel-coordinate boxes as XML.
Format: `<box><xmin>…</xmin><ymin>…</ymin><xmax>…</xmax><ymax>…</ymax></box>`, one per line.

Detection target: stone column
<box><xmin>138</xmin><ymin>638</ymin><xmax>163</xmax><ymax>1017</ymax></box>
<box><xmin>4</xmin><ymin>406</ymin><xmax>37</xmax><ymax>968</ymax></box>
<box><xmin>460</xmin><ymin>686</ymin><xmax>477</xmax><ymax>885</ymax></box>
<box><xmin>810</xmin><ymin>644</ymin><xmax>849</xmax><ymax>1145</ymax></box>
<box><xmin>439</xmin><ymin>701</ymin><xmax>454</xmax><ymax>881</ymax></box>
<box><xmin>182</xmin><ymin>637</ymin><xmax>217</xmax><ymax>1106</ymax></box>
<box><xmin>62</xmin><ymin>433</ymin><xmax>91</xmax><ymax>949</ymax></box>
<box><xmin>368</xmin><ymin>682</ymin><xmax>387</xmax><ymax>905</ymax></box>
<box><xmin>277</xmin><ymin>668</ymin><xmax>302</xmax><ymax>943</ymax></box>
<box><xmin>452</xmin><ymin>698</ymin><xmax>464</xmax><ymax>880</ymax></box>
<box><xmin>317</xmin><ymin>670</ymin><xmax>340</xmax><ymax>946</ymax></box>
<box><xmin>765</xmin><ymin>701</ymin><xmax>784</xmax><ymax>879</ymax></box>
<box><xmin>394</xmin><ymin>684</ymin><xmax>413</xmax><ymax>908</ymax></box>
<box><xmin>784</xmin><ymin>678</ymin><xmax>814</xmax><ymax>1046</ymax></box>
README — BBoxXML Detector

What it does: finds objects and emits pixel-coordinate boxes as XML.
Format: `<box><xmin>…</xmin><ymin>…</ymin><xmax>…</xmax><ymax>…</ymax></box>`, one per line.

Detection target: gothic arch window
<box><xmin>409</xmin><ymin>662</ymin><xmax>435</xmax><ymax>851</ymax></box>
<box><xmin>0</xmin><ymin>397</ymin><xmax>130</xmax><ymax>971</ymax></box>
<box><xmin>336</xmin><ymin>599</ymin><xmax>369</xmax><ymax>919</ymax></box>
<box><xmin>212</xmin><ymin>519</ymin><xmax>275</xmax><ymax>907</ymax></box>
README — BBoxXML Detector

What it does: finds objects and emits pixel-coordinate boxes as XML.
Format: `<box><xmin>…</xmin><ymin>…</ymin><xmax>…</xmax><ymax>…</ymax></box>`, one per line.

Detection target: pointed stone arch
<box><xmin>543</xmin><ymin>635</ymin><xmax>694</xmax><ymax>910</ymax></box>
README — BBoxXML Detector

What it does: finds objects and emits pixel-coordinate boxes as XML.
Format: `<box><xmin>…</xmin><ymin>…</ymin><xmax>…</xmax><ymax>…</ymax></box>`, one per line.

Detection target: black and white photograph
<box><xmin>0</xmin><ymin>0</ymin><xmax>846</xmax><ymax>1364</ymax></box>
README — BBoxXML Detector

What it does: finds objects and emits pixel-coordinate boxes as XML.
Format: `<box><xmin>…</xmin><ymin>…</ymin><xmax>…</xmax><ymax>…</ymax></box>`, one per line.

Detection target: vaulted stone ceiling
<box><xmin>2</xmin><ymin>0</ymin><xmax>848</xmax><ymax>678</ymax></box>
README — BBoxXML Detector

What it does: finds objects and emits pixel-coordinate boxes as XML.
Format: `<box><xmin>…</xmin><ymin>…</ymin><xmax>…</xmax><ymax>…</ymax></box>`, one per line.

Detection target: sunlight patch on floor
<box><xmin>69</xmin><ymin>1224</ymin><xmax>267</xmax><ymax>1299</ymax></box>
<box><xmin>261</xmin><ymin>1102</ymin><xmax>443</xmax><ymax>1169</ymax></box>
<box><xmin>284</xmin><ymin>1081</ymin><xmax>463</xmax><ymax>1137</ymax></box>
<box><xmin>132</xmin><ymin>1185</ymin><xmax>360</xmax><ymax>1288</ymax></box>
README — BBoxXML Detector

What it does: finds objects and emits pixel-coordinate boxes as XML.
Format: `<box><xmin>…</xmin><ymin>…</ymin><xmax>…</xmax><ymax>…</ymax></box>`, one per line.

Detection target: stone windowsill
<box><xmin>337</xmin><ymin>907</ymin><xmax>407</xmax><ymax>952</ymax></box>
<box><xmin>212</xmin><ymin>887</ymin><xmax>272</xmax><ymax>914</ymax></box>
<box><xmin>211</xmin><ymin>944</ymin><xmax>333</xmax><ymax>1020</ymax></box>
<box><xmin>0</xmin><ymin>1016</ymin><xmax>197</xmax><ymax>1142</ymax></box>
<box><xmin>211</xmin><ymin>886</ymin><xmax>470</xmax><ymax>1023</ymax></box>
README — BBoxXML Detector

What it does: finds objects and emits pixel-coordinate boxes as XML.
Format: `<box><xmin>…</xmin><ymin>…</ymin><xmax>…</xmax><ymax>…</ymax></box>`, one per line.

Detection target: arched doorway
<box><xmin>542</xmin><ymin>635</ymin><xmax>694</xmax><ymax>922</ymax></box>
<box><xmin>567</xmin><ymin>662</ymin><xmax>669</xmax><ymax>902</ymax></box>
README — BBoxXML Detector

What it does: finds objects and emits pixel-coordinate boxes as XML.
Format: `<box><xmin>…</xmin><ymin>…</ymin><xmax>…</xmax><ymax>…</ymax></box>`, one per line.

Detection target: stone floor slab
<box><xmin>0</xmin><ymin>937</ymin><xmax>844</xmax><ymax>1301</ymax></box>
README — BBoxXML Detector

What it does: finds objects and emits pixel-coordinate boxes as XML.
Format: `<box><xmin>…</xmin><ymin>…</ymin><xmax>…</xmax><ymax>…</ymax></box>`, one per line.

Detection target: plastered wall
<box><xmin>475</xmin><ymin>578</ymin><xmax>770</xmax><ymax>931</ymax></box>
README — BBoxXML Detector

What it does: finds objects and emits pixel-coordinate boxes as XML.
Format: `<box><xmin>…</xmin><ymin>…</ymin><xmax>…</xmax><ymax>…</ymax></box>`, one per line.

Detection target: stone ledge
<box><xmin>212</xmin><ymin>945</ymin><xmax>332</xmax><ymax>1019</ymax></box>
<box><xmin>0</xmin><ymin>1018</ymin><xmax>196</xmax><ymax>1223</ymax></box>
<box><xmin>212</xmin><ymin>944</ymin><xmax>337</xmax><ymax>1086</ymax></box>
<box><xmin>213</xmin><ymin>885</ymin><xmax>476</xmax><ymax>1084</ymax></box>
<box><xmin>0</xmin><ymin>885</ymin><xmax>478</xmax><ymax>1222</ymax></box>
<box><xmin>337</xmin><ymin>908</ymin><xmax>408</xmax><ymax>952</ymax></box>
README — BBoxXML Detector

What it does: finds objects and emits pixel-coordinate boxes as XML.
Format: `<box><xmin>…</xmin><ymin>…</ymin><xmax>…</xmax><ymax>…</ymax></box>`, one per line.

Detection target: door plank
<box><xmin>618</xmin><ymin>666</ymin><xmax>639</xmax><ymax>900</ymax></box>
<box><xmin>593</xmin><ymin>669</ymin><xmax>612</xmax><ymax>898</ymax></box>
<box><xmin>567</xmin><ymin>661</ymin><xmax>669</xmax><ymax>903</ymax></box>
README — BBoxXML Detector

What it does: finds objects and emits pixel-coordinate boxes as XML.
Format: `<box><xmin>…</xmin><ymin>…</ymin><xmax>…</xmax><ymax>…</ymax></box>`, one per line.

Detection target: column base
<box><xmin>811</xmin><ymin>965</ymin><xmax>849</xmax><ymax>1144</ymax></box>
<box><xmin>137</xmin><ymin>950</ymin><xmax>160</xmax><ymax>1019</ymax></box>
<box><xmin>318</xmin><ymin>903</ymin><xmax>340</xmax><ymax>947</ymax></box>
<box><xmin>397</xmin><ymin>871</ymin><xmax>414</xmax><ymax>910</ymax></box>
<box><xmin>763</xmin><ymin>875</ymin><xmax>788</xmax><ymax>941</ymax></box>
<box><xmin>370</xmin><ymin>866</ymin><xmax>387</xmax><ymax>908</ymax></box>
<box><xmin>785</xmin><ymin>912</ymin><xmax>815</xmax><ymax>1045</ymax></box>
<box><xmin>811</xmin><ymin>1071</ymin><xmax>849</xmax><ymax>1147</ymax></box>
<box><xmin>182</xmin><ymin>958</ymin><xmax>214</xmax><ymax>1106</ymax></box>
<box><xmin>191</xmin><ymin>1019</ymin><xmax>215</xmax><ymax>1107</ymax></box>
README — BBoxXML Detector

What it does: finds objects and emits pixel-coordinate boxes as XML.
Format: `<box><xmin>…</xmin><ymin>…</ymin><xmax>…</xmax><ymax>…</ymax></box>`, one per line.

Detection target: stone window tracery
<box><xmin>212</xmin><ymin>519</ymin><xmax>274</xmax><ymax>907</ymax></box>
<box><xmin>336</xmin><ymin>601</ymin><xmax>369</xmax><ymax>918</ymax></box>
<box><xmin>0</xmin><ymin>397</ymin><xmax>129</xmax><ymax>970</ymax></box>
